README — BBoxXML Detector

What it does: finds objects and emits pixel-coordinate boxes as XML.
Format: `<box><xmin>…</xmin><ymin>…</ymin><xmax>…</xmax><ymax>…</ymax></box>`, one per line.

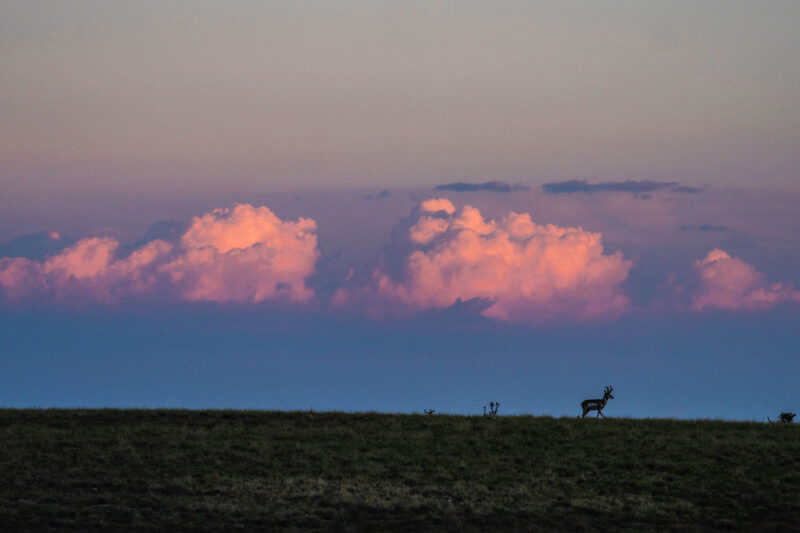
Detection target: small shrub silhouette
<box><xmin>483</xmin><ymin>401</ymin><xmax>500</xmax><ymax>418</ymax></box>
<box><xmin>424</xmin><ymin>409</ymin><xmax>436</xmax><ymax>416</ymax></box>
<box><xmin>779</xmin><ymin>412</ymin><xmax>796</xmax><ymax>423</ymax></box>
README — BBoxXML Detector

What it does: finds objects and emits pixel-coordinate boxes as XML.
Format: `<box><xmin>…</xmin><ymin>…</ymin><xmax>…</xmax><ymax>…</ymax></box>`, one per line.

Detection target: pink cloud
<box><xmin>334</xmin><ymin>199</ymin><xmax>633</xmax><ymax>322</ymax></box>
<box><xmin>0</xmin><ymin>204</ymin><xmax>319</xmax><ymax>305</ymax></box>
<box><xmin>419</xmin><ymin>198</ymin><xmax>457</xmax><ymax>215</ymax></box>
<box><xmin>160</xmin><ymin>205</ymin><xmax>318</xmax><ymax>303</ymax></box>
<box><xmin>691</xmin><ymin>249</ymin><xmax>800</xmax><ymax>311</ymax></box>
<box><xmin>0</xmin><ymin>238</ymin><xmax>172</xmax><ymax>303</ymax></box>
<box><xmin>0</xmin><ymin>257</ymin><xmax>47</xmax><ymax>300</ymax></box>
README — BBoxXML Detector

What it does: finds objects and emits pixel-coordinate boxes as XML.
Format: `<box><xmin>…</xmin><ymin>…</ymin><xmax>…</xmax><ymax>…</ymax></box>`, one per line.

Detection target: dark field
<box><xmin>1</xmin><ymin>410</ymin><xmax>799</xmax><ymax>531</ymax></box>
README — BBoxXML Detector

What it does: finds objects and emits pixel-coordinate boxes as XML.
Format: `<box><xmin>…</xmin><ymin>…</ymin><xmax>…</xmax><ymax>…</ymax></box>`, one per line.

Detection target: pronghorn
<box><xmin>581</xmin><ymin>386</ymin><xmax>614</xmax><ymax>418</ymax></box>
<box><xmin>767</xmin><ymin>412</ymin><xmax>796</xmax><ymax>423</ymax></box>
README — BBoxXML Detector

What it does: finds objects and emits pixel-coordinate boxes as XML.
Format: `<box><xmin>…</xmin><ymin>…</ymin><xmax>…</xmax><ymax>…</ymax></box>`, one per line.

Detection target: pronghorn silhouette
<box><xmin>581</xmin><ymin>386</ymin><xmax>614</xmax><ymax>418</ymax></box>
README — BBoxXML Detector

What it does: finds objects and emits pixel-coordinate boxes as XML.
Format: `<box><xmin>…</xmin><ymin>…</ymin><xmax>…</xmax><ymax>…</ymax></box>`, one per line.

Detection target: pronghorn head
<box><xmin>604</xmin><ymin>386</ymin><xmax>614</xmax><ymax>400</ymax></box>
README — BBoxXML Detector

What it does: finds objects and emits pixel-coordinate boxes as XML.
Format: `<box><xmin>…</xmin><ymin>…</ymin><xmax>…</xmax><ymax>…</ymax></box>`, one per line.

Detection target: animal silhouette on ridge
<box><xmin>581</xmin><ymin>386</ymin><xmax>614</xmax><ymax>418</ymax></box>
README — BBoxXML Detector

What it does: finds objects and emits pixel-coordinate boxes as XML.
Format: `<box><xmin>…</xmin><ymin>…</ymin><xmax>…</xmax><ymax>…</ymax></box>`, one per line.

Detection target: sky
<box><xmin>1</xmin><ymin>1</ymin><xmax>799</xmax><ymax>419</ymax></box>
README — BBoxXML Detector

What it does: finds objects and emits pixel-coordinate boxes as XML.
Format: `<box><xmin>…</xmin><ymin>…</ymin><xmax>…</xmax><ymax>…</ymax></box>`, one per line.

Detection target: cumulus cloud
<box><xmin>334</xmin><ymin>199</ymin><xmax>633</xmax><ymax>322</ymax></box>
<box><xmin>0</xmin><ymin>204</ymin><xmax>319</xmax><ymax>305</ymax></box>
<box><xmin>691</xmin><ymin>249</ymin><xmax>800</xmax><ymax>311</ymax></box>
<box><xmin>161</xmin><ymin>204</ymin><xmax>318</xmax><ymax>303</ymax></box>
<box><xmin>0</xmin><ymin>237</ymin><xmax>173</xmax><ymax>303</ymax></box>
<box><xmin>542</xmin><ymin>180</ymin><xmax>703</xmax><ymax>195</ymax></box>
<box><xmin>434</xmin><ymin>181</ymin><xmax>530</xmax><ymax>193</ymax></box>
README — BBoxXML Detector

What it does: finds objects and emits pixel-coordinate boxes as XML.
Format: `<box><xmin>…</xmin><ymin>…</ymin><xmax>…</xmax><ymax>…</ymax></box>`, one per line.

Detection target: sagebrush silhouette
<box><xmin>483</xmin><ymin>401</ymin><xmax>500</xmax><ymax>418</ymax></box>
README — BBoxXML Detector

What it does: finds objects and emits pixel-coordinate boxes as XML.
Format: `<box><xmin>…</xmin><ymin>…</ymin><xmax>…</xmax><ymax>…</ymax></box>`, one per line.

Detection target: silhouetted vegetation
<box><xmin>1</xmin><ymin>409</ymin><xmax>799</xmax><ymax>531</ymax></box>
<box><xmin>483</xmin><ymin>401</ymin><xmax>499</xmax><ymax>418</ymax></box>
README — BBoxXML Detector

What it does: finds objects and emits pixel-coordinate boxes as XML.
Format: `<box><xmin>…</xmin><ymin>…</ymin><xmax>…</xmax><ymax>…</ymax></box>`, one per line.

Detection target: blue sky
<box><xmin>2</xmin><ymin>304</ymin><xmax>798</xmax><ymax>420</ymax></box>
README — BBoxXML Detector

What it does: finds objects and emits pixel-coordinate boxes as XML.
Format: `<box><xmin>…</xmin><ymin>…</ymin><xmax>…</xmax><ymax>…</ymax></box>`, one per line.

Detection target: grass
<box><xmin>1</xmin><ymin>409</ymin><xmax>799</xmax><ymax>531</ymax></box>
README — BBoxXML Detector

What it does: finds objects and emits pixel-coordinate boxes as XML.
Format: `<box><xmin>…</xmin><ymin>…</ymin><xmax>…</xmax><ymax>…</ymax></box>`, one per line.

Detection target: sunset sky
<box><xmin>2</xmin><ymin>1</ymin><xmax>799</xmax><ymax>419</ymax></box>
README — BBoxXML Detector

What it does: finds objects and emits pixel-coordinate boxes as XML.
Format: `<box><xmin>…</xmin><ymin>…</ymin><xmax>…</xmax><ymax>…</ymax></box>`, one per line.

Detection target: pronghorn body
<box><xmin>767</xmin><ymin>412</ymin><xmax>795</xmax><ymax>423</ymax></box>
<box><xmin>581</xmin><ymin>386</ymin><xmax>614</xmax><ymax>418</ymax></box>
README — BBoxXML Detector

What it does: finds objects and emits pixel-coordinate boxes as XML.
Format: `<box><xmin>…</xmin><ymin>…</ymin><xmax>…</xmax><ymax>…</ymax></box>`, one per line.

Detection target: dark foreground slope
<box><xmin>1</xmin><ymin>410</ymin><xmax>798</xmax><ymax>531</ymax></box>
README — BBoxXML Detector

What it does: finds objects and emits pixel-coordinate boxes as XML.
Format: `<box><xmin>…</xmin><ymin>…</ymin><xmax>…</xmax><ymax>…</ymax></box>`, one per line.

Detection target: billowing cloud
<box><xmin>0</xmin><ymin>237</ymin><xmax>172</xmax><ymax>303</ymax></box>
<box><xmin>691</xmin><ymin>249</ymin><xmax>800</xmax><ymax>312</ymax></box>
<box><xmin>542</xmin><ymin>180</ymin><xmax>703</xmax><ymax>195</ymax></box>
<box><xmin>419</xmin><ymin>198</ymin><xmax>457</xmax><ymax>215</ymax></box>
<box><xmin>0</xmin><ymin>204</ymin><xmax>319</xmax><ymax>305</ymax></box>
<box><xmin>434</xmin><ymin>181</ymin><xmax>530</xmax><ymax>193</ymax></box>
<box><xmin>161</xmin><ymin>204</ymin><xmax>318</xmax><ymax>303</ymax></box>
<box><xmin>334</xmin><ymin>199</ymin><xmax>633</xmax><ymax>322</ymax></box>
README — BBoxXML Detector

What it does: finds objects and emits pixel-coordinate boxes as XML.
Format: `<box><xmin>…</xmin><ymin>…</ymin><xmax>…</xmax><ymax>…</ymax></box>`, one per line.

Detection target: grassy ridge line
<box><xmin>1</xmin><ymin>409</ymin><xmax>799</xmax><ymax>531</ymax></box>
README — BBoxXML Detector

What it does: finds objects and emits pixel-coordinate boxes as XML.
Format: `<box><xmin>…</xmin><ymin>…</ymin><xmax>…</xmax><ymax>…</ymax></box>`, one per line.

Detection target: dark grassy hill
<box><xmin>1</xmin><ymin>410</ymin><xmax>798</xmax><ymax>531</ymax></box>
